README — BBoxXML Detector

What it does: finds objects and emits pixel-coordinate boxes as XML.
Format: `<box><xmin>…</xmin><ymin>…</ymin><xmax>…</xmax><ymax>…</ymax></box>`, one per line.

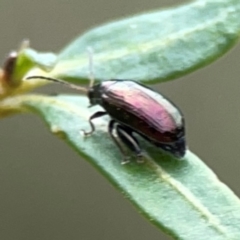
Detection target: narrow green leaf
<box><xmin>14</xmin><ymin>49</ymin><xmax>57</xmax><ymax>81</ymax></box>
<box><xmin>2</xmin><ymin>94</ymin><xmax>240</xmax><ymax>240</ymax></box>
<box><xmin>45</xmin><ymin>0</ymin><xmax>240</xmax><ymax>84</ymax></box>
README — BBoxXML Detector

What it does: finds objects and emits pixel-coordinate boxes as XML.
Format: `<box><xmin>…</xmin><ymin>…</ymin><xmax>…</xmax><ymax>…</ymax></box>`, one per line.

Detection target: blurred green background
<box><xmin>0</xmin><ymin>1</ymin><xmax>240</xmax><ymax>240</ymax></box>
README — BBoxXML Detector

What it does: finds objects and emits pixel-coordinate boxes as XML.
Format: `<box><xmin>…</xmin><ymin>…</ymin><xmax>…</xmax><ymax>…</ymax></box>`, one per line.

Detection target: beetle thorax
<box><xmin>88</xmin><ymin>81</ymin><xmax>117</xmax><ymax>106</ymax></box>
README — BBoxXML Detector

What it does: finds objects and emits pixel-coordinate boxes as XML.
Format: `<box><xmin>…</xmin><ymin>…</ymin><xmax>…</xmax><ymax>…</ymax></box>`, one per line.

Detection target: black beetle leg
<box><xmin>116</xmin><ymin>125</ymin><xmax>144</xmax><ymax>163</ymax></box>
<box><xmin>83</xmin><ymin>111</ymin><xmax>107</xmax><ymax>136</ymax></box>
<box><xmin>108</xmin><ymin>120</ymin><xmax>130</xmax><ymax>164</ymax></box>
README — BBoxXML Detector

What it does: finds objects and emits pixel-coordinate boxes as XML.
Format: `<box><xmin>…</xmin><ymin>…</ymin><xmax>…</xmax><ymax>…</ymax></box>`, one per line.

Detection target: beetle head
<box><xmin>87</xmin><ymin>84</ymin><xmax>103</xmax><ymax>106</ymax></box>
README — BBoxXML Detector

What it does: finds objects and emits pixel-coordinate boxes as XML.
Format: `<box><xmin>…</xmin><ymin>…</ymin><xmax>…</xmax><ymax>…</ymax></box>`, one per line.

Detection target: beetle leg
<box><xmin>83</xmin><ymin>111</ymin><xmax>107</xmax><ymax>136</ymax></box>
<box><xmin>116</xmin><ymin>125</ymin><xmax>144</xmax><ymax>163</ymax></box>
<box><xmin>108</xmin><ymin>120</ymin><xmax>130</xmax><ymax>164</ymax></box>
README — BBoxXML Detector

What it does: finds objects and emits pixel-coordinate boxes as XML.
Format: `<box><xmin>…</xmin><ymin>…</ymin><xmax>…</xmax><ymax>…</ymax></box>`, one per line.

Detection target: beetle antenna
<box><xmin>25</xmin><ymin>76</ymin><xmax>88</xmax><ymax>93</ymax></box>
<box><xmin>26</xmin><ymin>48</ymin><xmax>96</xmax><ymax>92</ymax></box>
<box><xmin>87</xmin><ymin>47</ymin><xmax>95</xmax><ymax>88</ymax></box>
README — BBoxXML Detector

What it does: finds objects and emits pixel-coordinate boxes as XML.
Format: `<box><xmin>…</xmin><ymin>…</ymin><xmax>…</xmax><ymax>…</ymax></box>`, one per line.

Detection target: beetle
<box><xmin>26</xmin><ymin>76</ymin><xmax>186</xmax><ymax>163</ymax></box>
<box><xmin>26</xmin><ymin>59</ymin><xmax>186</xmax><ymax>163</ymax></box>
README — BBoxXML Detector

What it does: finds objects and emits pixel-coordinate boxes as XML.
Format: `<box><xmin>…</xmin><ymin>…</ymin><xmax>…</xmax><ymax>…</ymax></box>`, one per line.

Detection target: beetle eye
<box><xmin>88</xmin><ymin>88</ymin><xmax>94</xmax><ymax>98</ymax></box>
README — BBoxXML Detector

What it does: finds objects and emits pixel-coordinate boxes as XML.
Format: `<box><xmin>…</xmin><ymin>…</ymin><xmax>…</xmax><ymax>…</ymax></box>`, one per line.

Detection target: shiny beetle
<box><xmin>27</xmin><ymin>63</ymin><xmax>186</xmax><ymax>163</ymax></box>
<box><xmin>87</xmin><ymin>80</ymin><xmax>186</xmax><ymax>160</ymax></box>
<box><xmin>27</xmin><ymin>76</ymin><xmax>186</xmax><ymax>162</ymax></box>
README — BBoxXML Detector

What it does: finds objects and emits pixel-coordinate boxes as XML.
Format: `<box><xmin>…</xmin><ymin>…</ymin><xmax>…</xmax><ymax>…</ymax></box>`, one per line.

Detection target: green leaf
<box><xmin>45</xmin><ymin>0</ymin><xmax>240</xmax><ymax>84</ymax></box>
<box><xmin>14</xmin><ymin>48</ymin><xmax>57</xmax><ymax>81</ymax></box>
<box><xmin>0</xmin><ymin>49</ymin><xmax>58</xmax><ymax>97</ymax></box>
<box><xmin>2</xmin><ymin>94</ymin><xmax>240</xmax><ymax>240</ymax></box>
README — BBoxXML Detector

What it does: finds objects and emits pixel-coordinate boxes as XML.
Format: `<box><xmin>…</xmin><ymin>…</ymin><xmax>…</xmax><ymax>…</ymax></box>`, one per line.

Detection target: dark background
<box><xmin>0</xmin><ymin>1</ymin><xmax>240</xmax><ymax>240</ymax></box>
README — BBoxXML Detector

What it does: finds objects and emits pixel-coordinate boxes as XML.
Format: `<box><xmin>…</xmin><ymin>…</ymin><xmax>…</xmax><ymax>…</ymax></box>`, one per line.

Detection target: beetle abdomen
<box><xmin>99</xmin><ymin>80</ymin><xmax>184</xmax><ymax>144</ymax></box>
